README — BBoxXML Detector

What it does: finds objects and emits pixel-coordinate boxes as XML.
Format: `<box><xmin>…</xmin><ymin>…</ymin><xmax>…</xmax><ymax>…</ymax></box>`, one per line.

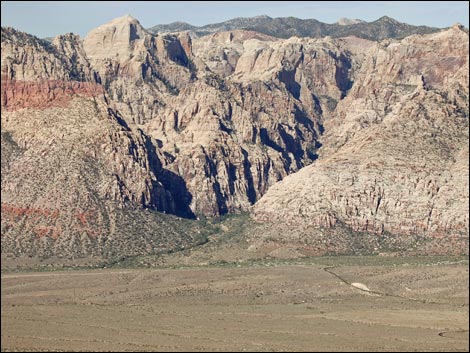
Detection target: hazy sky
<box><xmin>2</xmin><ymin>1</ymin><xmax>469</xmax><ymax>38</ymax></box>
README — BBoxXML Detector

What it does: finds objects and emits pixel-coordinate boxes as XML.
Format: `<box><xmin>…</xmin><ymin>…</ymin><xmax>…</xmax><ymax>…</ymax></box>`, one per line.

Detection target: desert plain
<box><xmin>1</xmin><ymin>257</ymin><xmax>468</xmax><ymax>352</ymax></box>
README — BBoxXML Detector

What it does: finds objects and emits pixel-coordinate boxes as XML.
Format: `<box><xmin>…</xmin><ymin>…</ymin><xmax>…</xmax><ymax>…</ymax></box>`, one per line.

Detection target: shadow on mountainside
<box><xmin>144</xmin><ymin>135</ymin><xmax>196</xmax><ymax>219</ymax></box>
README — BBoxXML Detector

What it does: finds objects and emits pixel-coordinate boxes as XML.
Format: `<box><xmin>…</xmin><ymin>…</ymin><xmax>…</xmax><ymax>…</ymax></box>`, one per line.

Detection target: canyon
<box><xmin>1</xmin><ymin>16</ymin><xmax>468</xmax><ymax>261</ymax></box>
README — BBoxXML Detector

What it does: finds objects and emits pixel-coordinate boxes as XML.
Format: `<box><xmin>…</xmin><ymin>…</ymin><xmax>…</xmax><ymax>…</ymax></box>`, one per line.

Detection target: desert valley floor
<box><xmin>1</xmin><ymin>257</ymin><xmax>468</xmax><ymax>352</ymax></box>
<box><xmin>1</xmin><ymin>10</ymin><xmax>469</xmax><ymax>353</ymax></box>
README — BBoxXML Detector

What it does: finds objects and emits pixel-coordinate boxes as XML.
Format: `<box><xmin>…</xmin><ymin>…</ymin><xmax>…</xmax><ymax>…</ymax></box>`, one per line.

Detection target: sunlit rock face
<box><xmin>253</xmin><ymin>25</ymin><xmax>469</xmax><ymax>248</ymax></box>
<box><xmin>1</xmin><ymin>17</ymin><xmax>468</xmax><ymax>258</ymax></box>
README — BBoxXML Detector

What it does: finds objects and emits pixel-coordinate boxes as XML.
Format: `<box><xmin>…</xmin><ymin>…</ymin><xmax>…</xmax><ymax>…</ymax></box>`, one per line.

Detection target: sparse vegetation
<box><xmin>322</xmin><ymin>95</ymin><xmax>338</xmax><ymax>112</ymax></box>
<box><xmin>149</xmin><ymin>15</ymin><xmax>441</xmax><ymax>41</ymax></box>
<box><xmin>204</xmin><ymin>74</ymin><xmax>228</xmax><ymax>91</ymax></box>
<box><xmin>2</xmin><ymin>257</ymin><xmax>468</xmax><ymax>351</ymax></box>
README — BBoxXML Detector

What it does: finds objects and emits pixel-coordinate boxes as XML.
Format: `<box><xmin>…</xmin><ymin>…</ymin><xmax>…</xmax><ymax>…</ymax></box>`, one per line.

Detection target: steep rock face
<box><xmin>230</xmin><ymin>35</ymin><xmax>358</xmax><ymax>118</ymax></box>
<box><xmin>324</xmin><ymin>25</ymin><xmax>469</xmax><ymax>155</ymax></box>
<box><xmin>192</xmin><ymin>30</ymin><xmax>278</xmax><ymax>77</ymax></box>
<box><xmin>253</xmin><ymin>26</ymin><xmax>469</xmax><ymax>253</ymax></box>
<box><xmin>1</xmin><ymin>27</ymin><xmax>198</xmax><ymax>259</ymax></box>
<box><xmin>83</xmin><ymin>16</ymin><xmax>194</xmax><ymax>126</ymax></box>
<box><xmin>141</xmin><ymin>33</ymin><xmax>358</xmax><ymax>215</ymax></box>
<box><xmin>2</xmin><ymin>17</ymin><xmax>468</xmax><ymax>259</ymax></box>
<box><xmin>80</xmin><ymin>18</ymin><xmax>350</xmax><ymax>216</ymax></box>
<box><xmin>83</xmin><ymin>15</ymin><xmax>147</xmax><ymax>61</ymax></box>
<box><xmin>148</xmin><ymin>79</ymin><xmax>319</xmax><ymax>216</ymax></box>
<box><xmin>1</xmin><ymin>29</ymin><xmax>93</xmax><ymax>82</ymax></box>
<box><xmin>1</xmin><ymin>75</ymin><xmax>103</xmax><ymax>111</ymax></box>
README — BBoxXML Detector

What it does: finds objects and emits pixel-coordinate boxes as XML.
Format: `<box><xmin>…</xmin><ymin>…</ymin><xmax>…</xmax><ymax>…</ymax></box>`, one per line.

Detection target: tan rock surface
<box><xmin>83</xmin><ymin>22</ymin><xmax>333</xmax><ymax>215</ymax></box>
<box><xmin>1</xmin><ymin>18</ymin><xmax>468</xmax><ymax>259</ymax></box>
<box><xmin>253</xmin><ymin>27</ymin><xmax>469</xmax><ymax>253</ymax></box>
<box><xmin>83</xmin><ymin>15</ymin><xmax>147</xmax><ymax>63</ymax></box>
<box><xmin>1</xmin><ymin>27</ymin><xmax>201</xmax><ymax>259</ymax></box>
<box><xmin>141</xmin><ymin>32</ymin><xmax>358</xmax><ymax>215</ymax></box>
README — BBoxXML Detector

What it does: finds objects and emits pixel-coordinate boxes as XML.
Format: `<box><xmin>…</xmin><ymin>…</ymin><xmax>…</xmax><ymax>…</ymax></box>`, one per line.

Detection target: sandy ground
<box><xmin>1</xmin><ymin>261</ymin><xmax>469</xmax><ymax>352</ymax></box>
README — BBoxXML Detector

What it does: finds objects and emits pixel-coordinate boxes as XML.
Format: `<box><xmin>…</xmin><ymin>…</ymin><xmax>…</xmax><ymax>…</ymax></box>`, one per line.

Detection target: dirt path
<box><xmin>322</xmin><ymin>266</ymin><xmax>467</xmax><ymax>307</ymax></box>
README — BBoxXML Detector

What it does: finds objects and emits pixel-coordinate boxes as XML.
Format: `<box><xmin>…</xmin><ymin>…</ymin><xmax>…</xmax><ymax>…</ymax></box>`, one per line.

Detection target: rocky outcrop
<box><xmin>1</xmin><ymin>76</ymin><xmax>103</xmax><ymax>111</ymax></box>
<box><xmin>191</xmin><ymin>30</ymin><xmax>278</xmax><ymax>77</ymax></box>
<box><xmin>1</xmin><ymin>17</ymin><xmax>467</xmax><ymax>259</ymax></box>
<box><xmin>83</xmin><ymin>16</ymin><xmax>194</xmax><ymax>126</ymax></box>
<box><xmin>1</xmin><ymin>28</ymin><xmax>92</xmax><ymax>81</ymax></box>
<box><xmin>337</xmin><ymin>18</ymin><xmax>365</xmax><ymax>26</ymax></box>
<box><xmin>143</xmin><ymin>32</ymin><xmax>359</xmax><ymax>215</ymax></box>
<box><xmin>1</xmin><ymin>27</ymin><xmax>199</xmax><ymax>259</ymax></box>
<box><xmin>83</xmin><ymin>15</ymin><xmax>147</xmax><ymax>62</ymax></box>
<box><xmin>79</xmin><ymin>17</ymin><xmax>348</xmax><ymax>216</ymax></box>
<box><xmin>253</xmin><ymin>26</ymin><xmax>469</xmax><ymax>253</ymax></box>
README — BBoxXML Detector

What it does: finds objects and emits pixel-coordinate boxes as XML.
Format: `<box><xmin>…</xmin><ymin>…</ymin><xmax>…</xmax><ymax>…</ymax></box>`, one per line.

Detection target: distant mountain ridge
<box><xmin>149</xmin><ymin>15</ymin><xmax>442</xmax><ymax>40</ymax></box>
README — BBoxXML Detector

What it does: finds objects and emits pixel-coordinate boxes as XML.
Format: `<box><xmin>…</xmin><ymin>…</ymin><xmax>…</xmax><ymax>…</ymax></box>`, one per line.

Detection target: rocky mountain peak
<box><xmin>83</xmin><ymin>15</ymin><xmax>147</xmax><ymax>62</ymax></box>
<box><xmin>100</xmin><ymin>14</ymin><xmax>143</xmax><ymax>29</ymax></box>
<box><xmin>1</xmin><ymin>15</ymin><xmax>468</xmax><ymax>260</ymax></box>
<box><xmin>375</xmin><ymin>15</ymin><xmax>400</xmax><ymax>24</ymax></box>
<box><xmin>450</xmin><ymin>22</ymin><xmax>468</xmax><ymax>33</ymax></box>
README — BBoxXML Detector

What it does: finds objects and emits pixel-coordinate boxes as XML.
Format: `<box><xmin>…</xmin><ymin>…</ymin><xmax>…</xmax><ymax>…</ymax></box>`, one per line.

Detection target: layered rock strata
<box><xmin>253</xmin><ymin>26</ymin><xmax>469</xmax><ymax>251</ymax></box>
<box><xmin>1</xmin><ymin>26</ymin><xmax>200</xmax><ymax>258</ymax></box>
<box><xmin>1</xmin><ymin>17</ymin><xmax>468</xmax><ymax>258</ymax></box>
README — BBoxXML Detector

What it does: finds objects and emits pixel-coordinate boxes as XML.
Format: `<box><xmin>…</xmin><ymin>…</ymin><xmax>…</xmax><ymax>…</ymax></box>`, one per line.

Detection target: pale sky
<box><xmin>1</xmin><ymin>1</ymin><xmax>469</xmax><ymax>38</ymax></box>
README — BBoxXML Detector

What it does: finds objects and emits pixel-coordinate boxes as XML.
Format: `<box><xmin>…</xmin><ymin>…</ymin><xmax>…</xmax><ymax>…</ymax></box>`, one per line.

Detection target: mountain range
<box><xmin>1</xmin><ymin>15</ymin><xmax>468</xmax><ymax>263</ymax></box>
<box><xmin>149</xmin><ymin>15</ymin><xmax>441</xmax><ymax>40</ymax></box>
